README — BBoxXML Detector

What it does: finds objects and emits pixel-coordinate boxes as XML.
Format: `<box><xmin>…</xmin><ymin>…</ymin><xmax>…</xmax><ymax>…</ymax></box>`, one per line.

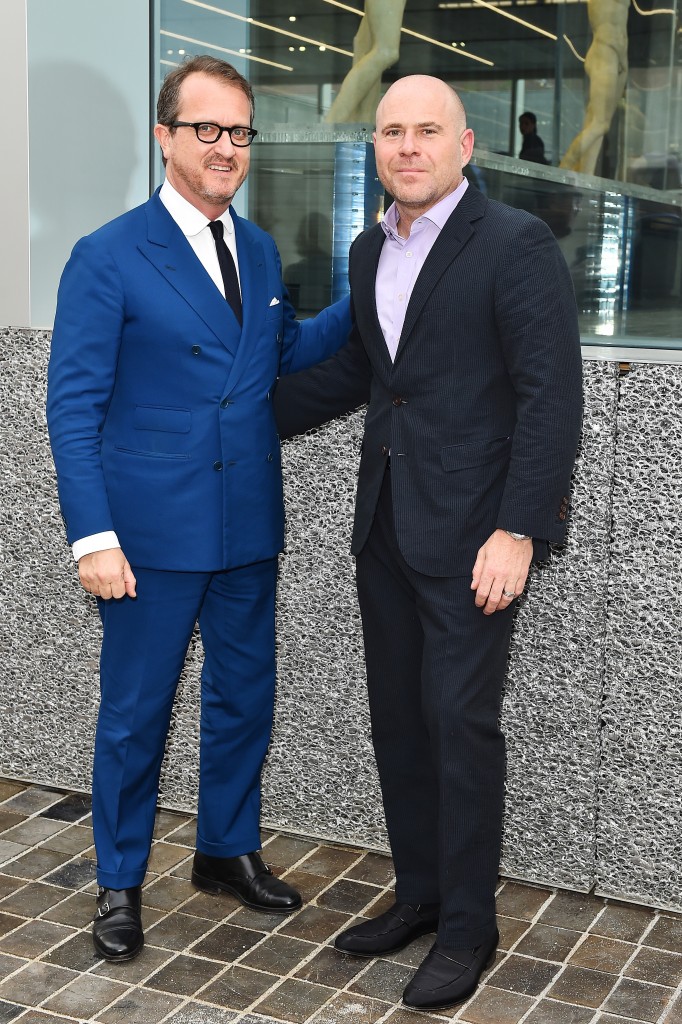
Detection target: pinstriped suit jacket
<box><xmin>275</xmin><ymin>185</ymin><xmax>584</xmax><ymax>577</ymax></box>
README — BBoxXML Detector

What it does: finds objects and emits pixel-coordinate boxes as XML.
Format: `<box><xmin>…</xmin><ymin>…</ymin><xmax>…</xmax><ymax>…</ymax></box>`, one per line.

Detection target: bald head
<box><xmin>376</xmin><ymin>76</ymin><xmax>467</xmax><ymax>135</ymax></box>
<box><xmin>372</xmin><ymin>75</ymin><xmax>474</xmax><ymax>231</ymax></box>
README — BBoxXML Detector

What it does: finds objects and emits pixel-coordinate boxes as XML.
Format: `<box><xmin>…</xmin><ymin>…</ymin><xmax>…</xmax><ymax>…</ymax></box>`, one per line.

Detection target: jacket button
<box><xmin>266</xmin><ymin>453</ymin><xmax>273</xmax><ymax>462</ymax></box>
<box><xmin>213</xmin><ymin>461</ymin><xmax>223</xmax><ymax>471</ymax></box>
<box><xmin>191</xmin><ymin>345</ymin><xmax>201</xmax><ymax>355</ymax></box>
<box><xmin>559</xmin><ymin>511</ymin><xmax>566</xmax><ymax>521</ymax></box>
<box><xmin>392</xmin><ymin>396</ymin><xmax>403</xmax><ymax>406</ymax></box>
<box><xmin>220</xmin><ymin>398</ymin><xmax>230</xmax><ymax>409</ymax></box>
<box><xmin>380</xmin><ymin>445</ymin><xmax>389</xmax><ymax>456</ymax></box>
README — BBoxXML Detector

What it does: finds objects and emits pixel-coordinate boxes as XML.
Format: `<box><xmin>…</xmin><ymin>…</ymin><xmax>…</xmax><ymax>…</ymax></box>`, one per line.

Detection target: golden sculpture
<box><xmin>326</xmin><ymin>0</ymin><xmax>408</xmax><ymax>122</ymax></box>
<box><xmin>560</xmin><ymin>0</ymin><xmax>630</xmax><ymax>175</ymax></box>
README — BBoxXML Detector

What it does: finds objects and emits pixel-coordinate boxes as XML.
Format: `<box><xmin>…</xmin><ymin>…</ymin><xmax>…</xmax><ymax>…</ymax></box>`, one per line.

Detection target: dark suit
<box><xmin>275</xmin><ymin>184</ymin><xmax>583</xmax><ymax>946</ymax></box>
<box><xmin>47</xmin><ymin>188</ymin><xmax>350</xmax><ymax>888</ymax></box>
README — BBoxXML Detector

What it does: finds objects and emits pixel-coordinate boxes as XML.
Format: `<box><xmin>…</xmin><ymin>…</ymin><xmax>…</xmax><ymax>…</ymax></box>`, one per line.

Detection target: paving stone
<box><xmin>602</xmin><ymin>978</ymin><xmax>676</xmax><ymax>1023</ymax></box>
<box><xmin>96</xmin><ymin>984</ymin><xmax>183</xmax><ymax>1023</ymax></box>
<box><xmin>253</xmin><ymin>977</ymin><xmax>335</xmax><ymax>1023</ymax></box>
<box><xmin>42</xmin><ymin>973</ymin><xmax>130</xmax><ymax>1017</ymax></box>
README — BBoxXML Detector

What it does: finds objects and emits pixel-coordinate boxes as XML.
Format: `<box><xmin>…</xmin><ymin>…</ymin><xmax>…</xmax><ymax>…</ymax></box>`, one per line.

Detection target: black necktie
<box><xmin>208</xmin><ymin>220</ymin><xmax>242</xmax><ymax>325</ymax></box>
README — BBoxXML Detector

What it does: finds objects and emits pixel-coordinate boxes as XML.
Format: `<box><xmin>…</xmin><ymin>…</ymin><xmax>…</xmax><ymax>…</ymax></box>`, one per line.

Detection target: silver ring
<box><xmin>502</xmin><ymin>589</ymin><xmax>515</xmax><ymax>599</ymax></box>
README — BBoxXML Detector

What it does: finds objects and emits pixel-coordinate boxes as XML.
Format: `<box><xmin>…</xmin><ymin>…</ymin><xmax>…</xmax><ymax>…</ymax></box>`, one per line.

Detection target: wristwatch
<box><xmin>505</xmin><ymin>531</ymin><xmax>531</xmax><ymax>541</ymax></box>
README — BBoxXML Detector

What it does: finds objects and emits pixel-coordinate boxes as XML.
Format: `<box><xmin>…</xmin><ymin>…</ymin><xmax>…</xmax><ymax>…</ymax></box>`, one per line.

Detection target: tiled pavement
<box><xmin>0</xmin><ymin>780</ymin><xmax>680</xmax><ymax>1024</ymax></box>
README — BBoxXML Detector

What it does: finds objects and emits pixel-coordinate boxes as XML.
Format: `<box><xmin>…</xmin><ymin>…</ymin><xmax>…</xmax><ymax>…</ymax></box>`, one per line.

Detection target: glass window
<box><xmin>155</xmin><ymin>0</ymin><xmax>682</xmax><ymax>349</ymax></box>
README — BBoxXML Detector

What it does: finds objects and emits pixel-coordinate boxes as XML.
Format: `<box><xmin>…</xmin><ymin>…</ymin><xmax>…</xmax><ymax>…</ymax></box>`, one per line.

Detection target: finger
<box><xmin>483</xmin><ymin>588</ymin><xmax>505</xmax><ymax>614</ymax></box>
<box><xmin>110</xmin><ymin>578</ymin><xmax>127</xmax><ymax>600</ymax></box>
<box><xmin>123</xmin><ymin>564</ymin><xmax>137</xmax><ymax>599</ymax></box>
<box><xmin>474</xmin><ymin>577</ymin><xmax>494</xmax><ymax>608</ymax></box>
<box><xmin>470</xmin><ymin>551</ymin><xmax>485</xmax><ymax>589</ymax></box>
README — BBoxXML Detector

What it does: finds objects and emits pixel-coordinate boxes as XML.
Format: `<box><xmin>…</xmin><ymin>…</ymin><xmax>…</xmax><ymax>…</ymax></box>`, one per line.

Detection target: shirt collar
<box><xmin>381</xmin><ymin>176</ymin><xmax>469</xmax><ymax>240</ymax></box>
<box><xmin>160</xmin><ymin>178</ymin><xmax>235</xmax><ymax>238</ymax></box>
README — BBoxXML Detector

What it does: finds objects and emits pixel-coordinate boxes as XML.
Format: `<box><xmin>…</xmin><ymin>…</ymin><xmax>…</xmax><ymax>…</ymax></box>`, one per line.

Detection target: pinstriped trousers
<box><xmin>355</xmin><ymin>468</ymin><xmax>515</xmax><ymax>948</ymax></box>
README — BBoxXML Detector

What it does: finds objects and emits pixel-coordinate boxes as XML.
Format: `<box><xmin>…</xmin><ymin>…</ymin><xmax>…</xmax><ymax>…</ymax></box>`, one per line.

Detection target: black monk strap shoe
<box><xmin>402</xmin><ymin>928</ymin><xmax>499</xmax><ymax>1010</ymax></box>
<box><xmin>334</xmin><ymin>901</ymin><xmax>440</xmax><ymax>957</ymax></box>
<box><xmin>92</xmin><ymin>885</ymin><xmax>143</xmax><ymax>962</ymax></box>
<box><xmin>191</xmin><ymin>850</ymin><xmax>301</xmax><ymax>913</ymax></box>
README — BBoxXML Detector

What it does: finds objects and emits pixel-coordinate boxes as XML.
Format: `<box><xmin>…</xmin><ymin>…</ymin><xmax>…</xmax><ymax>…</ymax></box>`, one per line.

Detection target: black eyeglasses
<box><xmin>170</xmin><ymin>121</ymin><xmax>258</xmax><ymax>146</ymax></box>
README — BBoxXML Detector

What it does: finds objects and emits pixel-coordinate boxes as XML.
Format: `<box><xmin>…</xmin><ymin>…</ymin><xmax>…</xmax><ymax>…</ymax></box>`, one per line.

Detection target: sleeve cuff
<box><xmin>72</xmin><ymin>531</ymin><xmax>121</xmax><ymax>563</ymax></box>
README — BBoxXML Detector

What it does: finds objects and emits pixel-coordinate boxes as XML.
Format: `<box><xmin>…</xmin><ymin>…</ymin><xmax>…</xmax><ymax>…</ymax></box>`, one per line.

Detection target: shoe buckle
<box><xmin>97</xmin><ymin>901</ymin><xmax>110</xmax><ymax>917</ymax></box>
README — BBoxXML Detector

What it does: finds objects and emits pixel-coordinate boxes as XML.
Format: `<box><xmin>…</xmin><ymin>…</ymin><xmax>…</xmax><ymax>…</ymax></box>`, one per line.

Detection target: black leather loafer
<box><xmin>92</xmin><ymin>885</ymin><xmax>143</xmax><ymax>962</ymax></box>
<box><xmin>191</xmin><ymin>850</ymin><xmax>301</xmax><ymax>913</ymax></box>
<box><xmin>334</xmin><ymin>902</ymin><xmax>440</xmax><ymax>957</ymax></box>
<box><xmin>402</xmin><ymin>929</ymin><xmax>499</xmax><ymax>1009</ymax></box>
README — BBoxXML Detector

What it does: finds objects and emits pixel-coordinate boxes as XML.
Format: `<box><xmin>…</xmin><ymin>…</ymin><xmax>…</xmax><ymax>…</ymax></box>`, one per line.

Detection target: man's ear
<box><xmin>461</xmin><ymin>128</ymin><xmax>475</xmax><ymax>168</ymax></box>
<box><xmin>153</xmin><ymin>123</ymin><xmax>171</xmax><ymax>159</ymax></box>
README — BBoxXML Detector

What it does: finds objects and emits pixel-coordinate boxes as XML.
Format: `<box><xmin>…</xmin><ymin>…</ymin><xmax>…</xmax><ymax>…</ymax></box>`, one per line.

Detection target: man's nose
<box><xmin>213</xmin><ymin>131</ymin><xmax>237</xmax><ymax>156</ymax></box>
<box><xmin>399</xmin><ymin>130</ymin><xmax>419</xmax><ymax>153</ymax></box>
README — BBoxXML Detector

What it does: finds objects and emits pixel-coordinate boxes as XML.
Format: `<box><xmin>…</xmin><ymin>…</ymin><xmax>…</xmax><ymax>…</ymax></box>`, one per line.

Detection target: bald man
<box><xmin>275</xmin><ymin>76</ymin><xmax>583</xmax><ymax>1010</ymax></box>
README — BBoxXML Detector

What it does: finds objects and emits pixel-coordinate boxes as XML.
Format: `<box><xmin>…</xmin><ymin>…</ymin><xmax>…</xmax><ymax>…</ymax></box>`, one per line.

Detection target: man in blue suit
<box><xmin>46</xmin><ymin>55</ymin><xmax>350</xmax><ymax>962</ymax></box>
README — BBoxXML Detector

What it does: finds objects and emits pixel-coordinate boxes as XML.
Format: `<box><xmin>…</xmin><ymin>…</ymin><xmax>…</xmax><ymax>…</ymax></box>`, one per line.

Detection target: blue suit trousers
<box><xmin>93</xmin><ymin>558</ymin><xmax>278</xmax><ymax>889</ymax></box>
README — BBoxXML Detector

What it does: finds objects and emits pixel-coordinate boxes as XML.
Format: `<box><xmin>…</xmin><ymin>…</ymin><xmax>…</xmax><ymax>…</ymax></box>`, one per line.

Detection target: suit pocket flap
<box><xmin>440</xmin><ymin>436</ymin><xmax>511</xmax><ymax>472</ymax></box>
<box><xmin>134</xmin><ymin>405</ymin><xmax>191</xmax><ymax>433</ymax></box>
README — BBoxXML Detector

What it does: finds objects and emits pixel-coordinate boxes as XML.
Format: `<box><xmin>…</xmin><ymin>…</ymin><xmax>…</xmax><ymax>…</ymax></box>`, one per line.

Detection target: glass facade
<box><xmin>155</xmin><ymin>0</ymin><xmax>682</xmax><ymax>349</ymax></box>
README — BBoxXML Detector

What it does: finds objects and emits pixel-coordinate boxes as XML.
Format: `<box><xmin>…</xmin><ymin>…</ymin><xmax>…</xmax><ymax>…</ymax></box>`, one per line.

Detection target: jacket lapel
<box><xmin>221</xmin><ymin>209</ymin><xmax>267</xmax><ymax>395</ymax></box>
<box><xmin>394</xmin><ymin>186</ymin><xmax>487</xmax><ymax>362</ymax></box>
<box><xmin>138</xmin><ymin>191</ymin><xmax>241</xmax><ymax>357</ymax></box>
<box><xmin>355</xmin><ymin>225</ymin><xmax>392</xmax><ymax>371</ymax></box>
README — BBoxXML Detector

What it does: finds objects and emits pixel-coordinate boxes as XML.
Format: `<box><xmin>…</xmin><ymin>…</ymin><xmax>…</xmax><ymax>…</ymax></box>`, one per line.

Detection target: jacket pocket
<box><xmin>113</xmin><ymin>446</ymin><xmax>189</xmax><ymax>460</ymax></box>
<box><xmin>133</xmin><ymin>406</ymin><xmax>191</xmax><ymax>433</ymax></box>
<box><xmin>440</xmin><ymin>436</ymin><xmax>511</xmax><ymax>472</ymax></box>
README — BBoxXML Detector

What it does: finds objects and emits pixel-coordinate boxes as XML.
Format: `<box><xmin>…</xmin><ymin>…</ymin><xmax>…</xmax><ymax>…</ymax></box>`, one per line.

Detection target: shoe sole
<box><xmin>191</xmin><ymin>870</ymin><xmax>302</xmax><ymax>914</ymax></box>
<box><xmin>401</xmin><ymin>944</ymin><xmax>497</xmax><ymax>1010</ymax></box>
<box><xmin>334</xmin><ymin>920</ymin><xmax>438</xmax><ymax>958</ymax></box>
<box><xmin>93</xmin><ymin>936</ymin><xmax>144</xmax><ymax>962</ymax></box>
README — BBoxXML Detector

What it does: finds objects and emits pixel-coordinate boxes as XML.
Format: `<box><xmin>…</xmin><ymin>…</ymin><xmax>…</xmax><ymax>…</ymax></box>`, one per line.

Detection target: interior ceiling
<box><xmin>164</xmin><ymin>0</ymin><xmax>676</xmax><ymax>89</ymax></box>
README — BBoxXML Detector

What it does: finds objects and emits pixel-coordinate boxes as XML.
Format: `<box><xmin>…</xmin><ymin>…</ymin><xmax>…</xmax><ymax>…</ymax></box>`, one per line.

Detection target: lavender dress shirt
<box><xmin>376</xmin><ymin>178</ymin><xmax>469</xmax><ymax>361</ymax></box>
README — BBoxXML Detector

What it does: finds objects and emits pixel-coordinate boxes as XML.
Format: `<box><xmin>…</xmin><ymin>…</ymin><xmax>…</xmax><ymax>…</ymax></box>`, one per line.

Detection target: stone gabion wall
<box><xmin>597</xmin><ymin>364</ymin><xmax>682</xmax><ymax>912</ymax></box>
<box><xmin>1</xmin><ymin>325</ymin><xmax>680</xmax><ymax>910</ymax></box>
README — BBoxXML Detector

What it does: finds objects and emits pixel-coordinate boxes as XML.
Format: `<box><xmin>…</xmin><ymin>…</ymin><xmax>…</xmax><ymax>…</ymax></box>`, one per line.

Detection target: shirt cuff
<box><xmin>72</xmin><ymin>532</ymin><xmax>121</xmax><ymax>563</ymax></box>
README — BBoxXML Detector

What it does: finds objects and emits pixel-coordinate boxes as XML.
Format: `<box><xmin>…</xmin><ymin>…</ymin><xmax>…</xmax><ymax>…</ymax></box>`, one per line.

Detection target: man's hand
<box><xmin>471</xmin><ymin>530</ymin><xmax>532</xmax><ymax>615</ymax></box>
<box><xmin>78</xmin><ymin>548</ymin><xmax>137</xmax><ymax>600</ymax></box>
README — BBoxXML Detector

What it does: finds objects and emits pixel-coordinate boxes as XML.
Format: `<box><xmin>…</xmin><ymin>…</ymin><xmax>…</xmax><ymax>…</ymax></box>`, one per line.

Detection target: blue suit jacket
<box><xmin>47</xmin><ymin>189</ymin><xmax>350</xmax><ymax>571</ymax></box>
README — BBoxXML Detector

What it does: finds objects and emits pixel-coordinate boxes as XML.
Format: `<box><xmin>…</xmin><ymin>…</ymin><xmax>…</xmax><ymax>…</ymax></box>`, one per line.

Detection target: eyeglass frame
<box><xmin>169</xmin><ymin>121</ymin><xmax>258</xmax><ymax>146</ymax></box>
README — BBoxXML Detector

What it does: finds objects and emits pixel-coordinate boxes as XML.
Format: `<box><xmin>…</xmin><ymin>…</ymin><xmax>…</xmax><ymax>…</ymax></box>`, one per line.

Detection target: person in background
<box><xmin>46</xmin><ymin>55</ymin><xmax>350</xmax><ymax>963</ymax></box>
<box><xmin>519</xmin><ymin>110</ymin><xmax>549</xmax><ymax>164</ymax></box>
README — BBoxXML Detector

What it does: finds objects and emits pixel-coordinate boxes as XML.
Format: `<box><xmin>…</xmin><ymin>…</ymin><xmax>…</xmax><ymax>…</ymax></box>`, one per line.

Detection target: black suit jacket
<box><xmin>275</xmin><ymin>185</ymin><xmax>583</xmax><ymax>577</ymax></box>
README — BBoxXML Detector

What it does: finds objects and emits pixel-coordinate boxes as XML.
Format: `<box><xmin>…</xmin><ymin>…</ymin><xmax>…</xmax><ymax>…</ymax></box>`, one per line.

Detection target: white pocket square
<box><xmin>269</xmin><ymin>297</ymin><xmax>280</xmax><ymax>307</ymax></box>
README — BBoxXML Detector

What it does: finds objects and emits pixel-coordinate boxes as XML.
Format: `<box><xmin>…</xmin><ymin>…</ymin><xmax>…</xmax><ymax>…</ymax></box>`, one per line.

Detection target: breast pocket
<box><xmin>265</xmin><ymin>301</ymin><xmax>282</xmax><ymax>323</ymax></box>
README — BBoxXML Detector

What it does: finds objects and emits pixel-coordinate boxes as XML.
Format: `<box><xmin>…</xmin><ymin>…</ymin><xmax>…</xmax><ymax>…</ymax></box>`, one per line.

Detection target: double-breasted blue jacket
<box><xmin>47</xmin><ymin>189</ymin><xmax>350</xmax><ymax>571</ymax></box>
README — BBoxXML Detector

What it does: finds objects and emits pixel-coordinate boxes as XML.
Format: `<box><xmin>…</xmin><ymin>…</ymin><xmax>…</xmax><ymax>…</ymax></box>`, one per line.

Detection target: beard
<box><xmin>173</xmin><ymin>157</ymin><xmax>247</xmax><ymax>208</ymax></box>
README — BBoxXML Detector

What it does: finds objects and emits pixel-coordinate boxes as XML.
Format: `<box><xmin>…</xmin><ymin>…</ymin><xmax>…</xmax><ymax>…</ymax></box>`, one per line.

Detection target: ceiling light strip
<box><xmin>470</xmin><ymin>0</ymin><xmax>558</xmax><ymax>40</ymax></box>
<box><xmin>180</xmin><ymin>0</ymin><xmax>353</xmax><ymax>56</ymax></box>
<box><xmin>318</xmin><ymin>0</ymin><xmax>363</xmax><ymax>12</ymax></box>
<box><xmin>400</xmin><ymin>27</ymin><xmax>494</xmax><ymax>65</ymax></box>
<box><xmin>562</xmin><ymin>33</ymin><xmax>585</xmax><ymax>62</ymax></box>
<box><xmin>319</xmin><ymin>0</ymin><xmax>493</xmax><ymax>65</ymax></box>
<box><xmin>632</xmin><ymin>0</ymin><xmax>676</xmax><ymax>15</ymax></box>
<box><xmin>160</xmin><ymin>29</ymin><xmax>294</xmax><ymax>70</ymax></box>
